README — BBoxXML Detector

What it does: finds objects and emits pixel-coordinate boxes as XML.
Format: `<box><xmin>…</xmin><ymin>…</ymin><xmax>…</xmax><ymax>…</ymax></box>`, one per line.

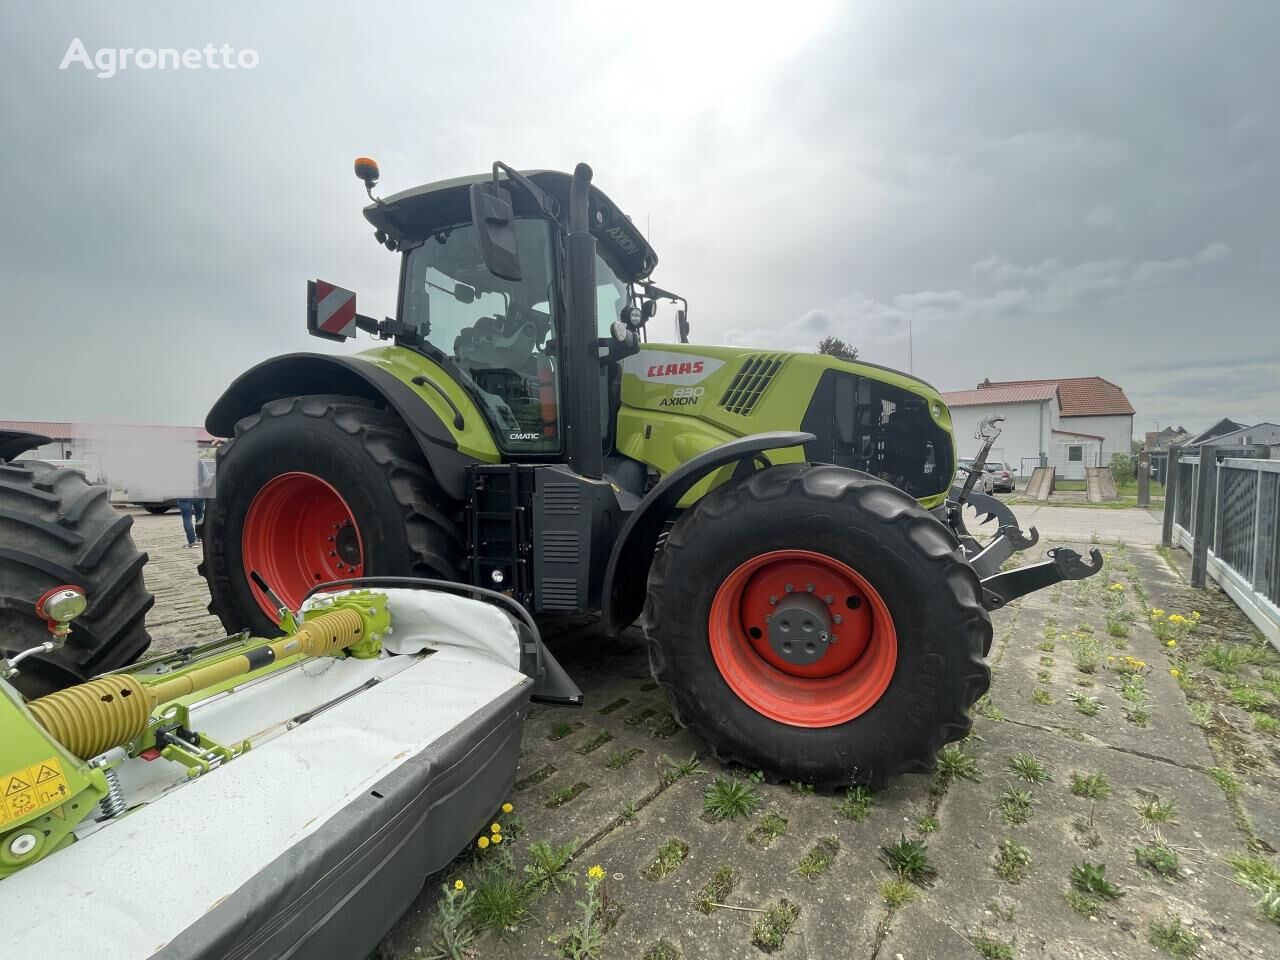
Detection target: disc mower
<box><xmin>0</xmin><ymin>574</ymin><xmax>579</xmax><ymax>959</ymax></box>
<box><xmin>200</xmin><ymin>159</ymin><xmax>1103</xmax><ymax>787</ymax></box>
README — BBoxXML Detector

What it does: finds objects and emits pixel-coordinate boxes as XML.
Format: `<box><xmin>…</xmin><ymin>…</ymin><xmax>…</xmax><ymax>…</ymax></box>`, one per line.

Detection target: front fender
<box><xmin>205</xmin><ymin>352</ymin><xmax>484</xmax><ymax>500</ymax></box>
<box><xmin>601</xmin><ymin>431</ymin><xmax>814</xmax><ymax>635</ymax></box>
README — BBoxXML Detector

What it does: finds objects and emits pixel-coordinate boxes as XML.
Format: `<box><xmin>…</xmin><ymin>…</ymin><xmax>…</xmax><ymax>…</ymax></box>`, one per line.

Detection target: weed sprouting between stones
<box><xmin>916</xmin><ymin>814</ymin><xmax>939</xmax><ymax>834</ymax></box>
<box><xmin>547</xmin><ymin>721</ymin><xmax>583</xmax><ymax>741</ymax></box>
<box><xmin>1135</xmin><ymin>841</ymin><xmax>1180</xmax><ymax>878</ymax></box>
<box><xmin>836</xmin><ymin>785</ymin><xmax>873</xmax><ymax>821</ymax></box>
<box><xmin>605</xmin><ymin>748</ymin><xmax>644</xmax><ymax>770</ymax></box>
<box><xmin>1148</xmin><ymin>914</ymin><xmax>1202</xmax><ymax>956</ymax></box>
<box><xmin>470</xmin><ymin>866</ymin><xmax>532</xmax><ymax>937</ymax></box>
<box><xmin>969</xmin><ymin>930</ymin><xmax>1015</xmax><ymax>960</ymax></box>
<box><xmin>524</xmin><ymin>838</ymin><xmax>579</xmax><ymax>895</ymax></box>
<box><xmin>660</xmin><ymin>751</ymin><xmax>702</xmax><ymax>784</ymax></box>
<box><xmin>1070</xmin><ymin>771</ymin><xmax>1111</xmax><ymax>800</ymax></box>
<box><xmin>1070</xmin><ymin>861</ymin><xmax>1123</xmax><ymax>900</ymax></box>
<box><xmin>998</xmin><ymin>787</ymin><xmax>1035</xmax><ymax>825</ymax></box>
<box><xmin>880</xmin><ymin>879</ymin><xmax>916</xmax><ymax>908</ymax></box>
<box><xmin>1008</xmin><ymin>752</ymin><xmax>1051</xmax><ymax>783</ymax></box>
<box><xmin>749</xmin><ymin>811</ymin><xmax>788</xmax><ymax>847</ymax></box>
<box><xmin>694</xmin><ymin>865</ymin><xmax>736</xmax><ymax>913</ymax></box>
<box><xmin>1226</xmin><ymin>855</ymin><xmax>1280</xmax><ymax>927</ymax></box>
<box><xmin>994</xmin><ymin>839</ymin><xmax>1032</xmax><ymax>883</ymax></box>
<box><xmin>1135</xmin><ymin>792</ymin><xmax>1177</xmax><ymax>824</ymax></box>
<box><xmin>1031</xmin><ymin>688</ymin><xmax>1053</xmax><ymax>705</ymax></box>
<box><xmin>702</xmin><ymin>776</ymin><xmax>760</xmax><ymax>822</ymax></box>
<box><xmin>545</xmin><ymin>782</ymin><xmax>591</xmax><ymax>809</ymax></box>
<box><xmin>750</xmin><ymin>900</ymin><xmax>799</xmax><ymax>953</ymax></box>
<box><xmin>880</xmin><ymin>835</ymin><xmax>937</xmax><ymax>886</ymax></box>
<box><xmin>796</xmin><ymin>836</ymin><xmax>840</xmax><ymax>879</ymax></box>
<box><xmin>643</xmin><ymin>838</ymin><xmax>689</xmax><ymax>881</ymax></box>
<box><xmin>641</xmin><ymin>940</ymin><xmax>680</xmax><ymax>960</ymax></box>
<box><xmin>1068</xmin><ymin>692</ymin><xmax>1102</xmax><ymax>717</ymax></box>
<box><xmin>575</xmin><ymin>730</ymin><xmax>614</xmax><ymax>755</ymax></box>
<box><xmin>936</xmin><ymin>744</ymin><xmax>981</xmax><ymax>784</ymax></box>
<box><xmin>1206</xmin><ymin>767</ymin><xmax>1240</xmax><ymax>796</ymax></box>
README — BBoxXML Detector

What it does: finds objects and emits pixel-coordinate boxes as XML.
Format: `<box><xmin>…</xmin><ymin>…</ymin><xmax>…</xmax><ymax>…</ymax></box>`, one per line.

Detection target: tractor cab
<box><xmin>360</xmin><ymin>167</ymin><xmax>666</xmax><ymax>460</ymax></box>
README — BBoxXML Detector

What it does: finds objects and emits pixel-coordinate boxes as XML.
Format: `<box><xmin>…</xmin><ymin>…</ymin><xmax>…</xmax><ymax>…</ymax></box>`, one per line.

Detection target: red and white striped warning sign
<box><xmin>313</xmin><ymin>281</ymin><xmax>357</xmax><ymax>338</ymax></box>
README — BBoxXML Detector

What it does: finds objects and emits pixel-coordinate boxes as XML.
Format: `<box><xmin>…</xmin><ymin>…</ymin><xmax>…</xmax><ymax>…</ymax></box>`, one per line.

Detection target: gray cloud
<box><xmin>1</xmin><ymin>1</ymin><xmax>1277</xmax><ymax>436</ymax></box>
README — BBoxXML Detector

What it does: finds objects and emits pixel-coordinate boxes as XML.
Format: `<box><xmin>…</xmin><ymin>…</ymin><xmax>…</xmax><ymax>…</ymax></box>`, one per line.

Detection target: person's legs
<box><xmin>177</xmin><ymin>498</ymin><xmax>196</xmax><ymax>545</ymax></box>
<box><xmin>193</xmin><ymin>498</ymin><xmax>205</xmax><ymax>540</ymax></box>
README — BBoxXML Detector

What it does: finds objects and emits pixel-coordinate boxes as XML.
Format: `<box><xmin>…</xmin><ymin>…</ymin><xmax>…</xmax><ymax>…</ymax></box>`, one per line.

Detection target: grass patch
<box><xmin>575</xmin><ymin>729</ymin><xmax>614</xmax><ymax>755</ymax></box>
<box><xmin>1230</xmin><ymin>687</ymin><xmax>1271</xmax><ymax>711</ymax></box>
<box><xmin>936</xmin><ymin>744</ymin><xmax>981</xmax><ymax>783</ymax></box>
<box><xmin>1039</xmin><ymin>655</ymin><xmax>1055</xmax><ymax>667</ymax></box>
<box><xmin>660</xmin><ymin>751</ymin><xmax>702</xmax><ymax>783</ymax></box>
<box><xmin>470</xmin><ymin>868</ymin><xmax>531</xmax><ymax>936</ymax></box>
<box><xmin>994</xmin><ymin>839</ymin><xmax>1031</xmax><ymax>883</ymax></box>
<box><xmin>1135</xmin><ymin>841</ymin><xmax>1180</xmax><ymax>878</ymax></box>
<box><xmin>796</xmin><ymin>836</ymin><xmax>840</xmax><ymax>879</ymax></box>
<box><xmin>917</xmin><ymin>814</ymin><xmax>939</xmax><ymax>834</ymax></box>
<box><xmin>624</xmin><ymin>707</ymin><xmax>658</xmax><ymax>726</ymax></box>
<box><xmin>1252</xmin><ymin>712</ymin><xmax>1279</xmax><ymax>733</ymax></box>
<box><xmin>998</xmin><ymin>787</ymin><xmax>1035</xmax><ymax>825</ymax></box>
<box><xmin>702</xmin><ymin>776</ymin><xmax>760</xmax><ymax>822</ymax></box>
<box><xmin>605</xmin><ymin>747</ymin><xmax>644</xmax><ymax>770</ymax></box>
<box><xmin>1031</xmin><ymin>688</ymin><xmax>1052</xmax><ymax>705</ymax></box>
<box><xmin>749</xmin><ymin>811</ymin><xmax>788</xmax><ymax>848</ymax></box>
<box><xmin>547</xmin><ymin>721</ymin><xmax>583</xmax><ymax>741</ymax></box>
<box><xmin>523</xmin><ymin>838</ymin><xmax>578</xmax><ymax>894</ymax></box>
<box><xmin>1065</xmin><ymin>889</ymin><xmax>1099</xmax><ymax>919</ymax></box>
<box><xmin>1069</xmin><ymin>631</ymin><xmax>1102</xmax><ymax>674</ymax></box>
<box><xmin>1136</xmin><ymin>792</ymin><xmax>1177</xmax><ymax>824</ymax></box>
<box><xmin>643</xmin><ymin>838</ymin><xmax>690</xmax><ymax>881</ymax></box>
<box><xmin>970</xmin><ymin>931</ymin><xmax>1015</xmax><ymax>960</ymax></box>
<box><xmin>641</xmin><ymin>940</ymin><xmax>680</xmax><ymax>960</ymax></box>
<box><xmin>1206</xmin><ymin>767</ymin><xmax>1240</xmax><ymax>796</ymax></box>
<box><xmin>836</xmin><ymin>785</ymin><xmax>873</xmax><ymax>821</ymax></box>
<box><xmin>1148</xmin><ymin>914</ymin><xmax>1201</xmax><ymax>956</ymax></box>
<box><xmin>1070</xmin><ymin>861</ymin><xmax>1123</xmax><ymax>900</ymax></box>
<box><xmin>1226</xmin><ymin>855</ymin><xmax>1280</xmax><ymax>926</ymax></box>
<box><xmin>1069</xmin><ymin>771</ymin><xmax>1111</xmax><ymax>800</ymax></box>
<box><xmin>1037</xmin><ymin>639</ymin><xmax>1056</xmax><ymax>652</ymax></box>
<box><xmin>880</xmin><ymin>835</ymin><xmax>937</xmax><ymax>886</ymax></box>
<box><xmin>880</xmin><ymin>879</ymin><xmax>916</xmax><ymax>908</ymax></box>
<box><xmin>545</xmin><ymin>781</ymin><xmax>591</xmax><ymax>809</ymax></box>
<box><xmin>750</xmin><ymin>900</ymin><xmax>799</xmax><ymax>953</ymax></box>
<box><xmin>1008</xmin><ymin>752</ymin><xmax>1051</xmax><ymax>784</ymax></box>
<box><xmin>1069</xmin><ymin>692</ymin><xmax>1102</xmax><ymax>717</ymax></box>
<box><xmin>694</xmin><ymin>865</ymin><xmax>736</xmax><ymax>914</ymax></box>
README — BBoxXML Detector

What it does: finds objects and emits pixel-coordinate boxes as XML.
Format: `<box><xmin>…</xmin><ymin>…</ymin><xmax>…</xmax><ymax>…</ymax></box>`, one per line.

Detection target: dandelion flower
<box><xmin>1170</xmin><ymin>668</ymin><xmax>1181</xmax><ymax>678</ymax></box>
<box><xmin>492</xmin><ymin>833</ymin><xmax>503</xmax><ymax>844</ymax></box>
<box><xmin>587</xmin><ymin>864</ymin><xmax>605</xmax><ymax>880</ymax></box>
<box><xmin>502</xmin><ymin>802</ymin><xmax>514</xmax><ymax>813</ymax></box>
<box><xmin>477</xmin><ymin>836</ymin><xmax>490</xmax><ymax>849</ymax></box>
<box><xmin>491</xmin><ymin>822</ymin><xmax>502</xmax><ymax>833</ymax></box>
<box><xmin>1109</xmin><ymin>583</ymin><xmax>1124</xmax><ymax>591</ymax></box>
<box><xmin>1166</xmin><ymin>639</ymin><xmax>1176</xmax><ymax>648</ymax></box>
<box><xmin>454</xmin><ymin>879</ymin><xmax>465</xmax><ymax>890</ymax></box>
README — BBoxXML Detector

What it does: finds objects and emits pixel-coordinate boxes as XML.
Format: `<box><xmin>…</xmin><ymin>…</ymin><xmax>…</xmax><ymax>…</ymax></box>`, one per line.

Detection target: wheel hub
<box><xmin>767</xmin><ymin>592</ymin><xmax>832</xmax><ymax>666</ymax></box>
<box><xmin>334</xmin><ymin>522</ymin><xmax>361</xmax><ymax>566</ymax></box>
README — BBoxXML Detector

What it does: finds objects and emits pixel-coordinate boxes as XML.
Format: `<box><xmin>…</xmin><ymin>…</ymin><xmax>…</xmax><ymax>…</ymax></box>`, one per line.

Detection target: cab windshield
<box><xmin>403</xmin><ymin>220</ymin><xmax>558</xmax><ymax>453</ymax></box>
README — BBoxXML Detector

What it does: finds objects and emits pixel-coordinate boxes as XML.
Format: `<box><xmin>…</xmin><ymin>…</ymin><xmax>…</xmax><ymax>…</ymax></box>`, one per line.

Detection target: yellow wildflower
<box><xmin>454</xmin><ymin>879</ymin><xmax>465</xmax><ymax>890</ymax></box>
<box><xmin>1150</xmin><ymin>608</ymin><xmax>1165</xmax><ymax>617</ymax></box>
<box><xmin>1166</xmin><ymin>639</ymin><xmax>1176</xmax><ymax>648</ymax></box>
<box><xmin>1191</xmin><ymin>611</ymin><xmax>1201</xmax><ymax>619</ymax></box>
<box><xmin>1109</xmin><ymin>583</ymin><xmax>1124</xmax><ymax>591</ymax></box>
<box><xmin>492</xmin><ymin>833</ymin><xmax>503</xmax><ymax>844</ymax></box>
<box><xmin>502</xmin><ymin>802</ymin><xmax>514</xmax><ymax>813</ymax></box>
<box><xmin>587</xmin><ymin>864</ymin><xmax>605</xmax><ymax>880</ymax></box>
<box><xmin>491</xmin><ymin>823</ymin><xmax>502</xmax><ymax>833</ymax></box>
<box><xmin>477</xmin><ymin>836</ymin><xmax>489</xmax><ymax>849</ymax></box>
<box><xmin>1170</xmin><ymin>668</ymin><xmax>1181</xmax><ymax>679</ymax></box>
<box><xmin>1169</xmin><ymin>614</ymin><xmax>1186</xmax><ymax>624</ymax></box>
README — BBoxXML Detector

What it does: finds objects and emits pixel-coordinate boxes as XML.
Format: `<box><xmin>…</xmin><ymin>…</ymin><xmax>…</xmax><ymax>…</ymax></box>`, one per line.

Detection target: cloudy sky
<box><xmin>2</xmin><ymin>1</ymin><xmax>1276</xmax><ymax>436</ymax></box>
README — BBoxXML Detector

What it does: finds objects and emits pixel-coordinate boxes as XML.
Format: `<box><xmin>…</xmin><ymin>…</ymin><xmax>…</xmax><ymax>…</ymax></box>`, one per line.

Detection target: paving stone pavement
<box><xmin>127</xmin><ymin>507</ymin><xmax>1280</xmax><ymax>959</ymax></box>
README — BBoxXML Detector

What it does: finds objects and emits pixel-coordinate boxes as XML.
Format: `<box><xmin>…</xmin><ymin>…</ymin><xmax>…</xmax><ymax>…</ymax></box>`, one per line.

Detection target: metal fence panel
<box><xmin>1217</xmin><ymin>467</ymin><xmax>1258</xmax><ymax>580</ymax></box>
<box><xmin>1258</xmin><ymin>471</ymin><xmax>1279</xmax><ymax>605</ymax></box>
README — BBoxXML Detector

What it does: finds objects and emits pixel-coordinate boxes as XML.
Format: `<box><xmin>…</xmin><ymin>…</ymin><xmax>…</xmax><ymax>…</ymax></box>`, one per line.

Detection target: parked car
<box><xmin>984</xmin><ymin>461</ymin><xmax>1015</xmax><ymax>492</ymax></box>
<box><xmin>955</xmin><ymin>458</ymin><xmax>996</xmax><ymax>494</ymax></box>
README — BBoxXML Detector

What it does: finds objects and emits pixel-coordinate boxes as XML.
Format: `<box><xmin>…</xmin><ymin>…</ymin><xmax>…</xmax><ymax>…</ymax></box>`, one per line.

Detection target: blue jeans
<box><xmin>177</xmin><ymin>498</ymin><xmax>205</xmax><ymax>545</ymax></box>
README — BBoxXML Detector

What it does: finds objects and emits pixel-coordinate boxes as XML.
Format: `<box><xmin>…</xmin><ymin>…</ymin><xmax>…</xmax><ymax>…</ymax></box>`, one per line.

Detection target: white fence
<box><xmin>1164</xmin><ymin>448</ymin><xmax>1280</xmax><ymax>647</ymax></box>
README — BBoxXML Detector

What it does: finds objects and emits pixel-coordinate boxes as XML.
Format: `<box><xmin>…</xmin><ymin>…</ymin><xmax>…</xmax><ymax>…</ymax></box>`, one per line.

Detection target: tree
<box><xmin>1109</xmin><ymin>453</ymin><xmax>1135</xmax><ymax>486</ymax></box>
<box><xmin>816</xmin><ymin>335</ymin><xmax>858</xmax><ymax>362</ymax></box>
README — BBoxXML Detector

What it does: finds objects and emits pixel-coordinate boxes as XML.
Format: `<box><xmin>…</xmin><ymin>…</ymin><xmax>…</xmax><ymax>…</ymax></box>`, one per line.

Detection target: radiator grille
<box><xmin>719</xmin><ymin>354</ymin><xmax>785</xmax><ymax>416</ymax></box>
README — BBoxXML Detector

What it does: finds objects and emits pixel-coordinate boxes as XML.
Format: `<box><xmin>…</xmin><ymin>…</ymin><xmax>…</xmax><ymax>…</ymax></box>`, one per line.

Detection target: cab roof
<box><xmin>363</xmin><ymin>169</ymin><xmax>658</xmax><ymax>281</ymax></box>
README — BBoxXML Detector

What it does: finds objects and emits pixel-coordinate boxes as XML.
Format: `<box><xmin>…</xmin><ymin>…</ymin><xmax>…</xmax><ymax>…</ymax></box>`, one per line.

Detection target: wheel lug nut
<box><xmin>784</xmin><ymin>583</ymin><xmax>794</xmax><ymax>593</ymax></box>
<box><xmin>824</xmin><ymin>595</ymin><xmax>833</xmax><ymax>604</ymax></box>
<box><xmin>329</xmin><ymin>551</ymin><xmax>336</xmax><ymax>557</ymax></box>
<box><xmin>833</xmin><ymin>614</ymin><xmax>843</xmax><ymax>624</ymax></box>
<box><xmin>769</xmin><ymin>595</ymin><xmax>778</xmax><ymax>605</ymax></box>
<box><xmin>806</xmin><ymin>583</ymin><xmax>815</xmax><ymax>592</ymax></box>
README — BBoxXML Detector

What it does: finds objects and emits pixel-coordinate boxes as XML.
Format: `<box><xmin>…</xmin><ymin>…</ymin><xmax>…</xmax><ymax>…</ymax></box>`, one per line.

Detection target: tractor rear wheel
<box><xmin>200</xmin><ymin>395</ymin><xmax>464</xmax><ymax>636</ymax></box>
<box><xmin>642</xmin><ymin>462</ymin><xmax>991</xmax><ymax>788</ymax></box>
<box><xmin>0</xmin><ymin>460</ymin><xmax>154</xmax><ymax>697</ymax></box>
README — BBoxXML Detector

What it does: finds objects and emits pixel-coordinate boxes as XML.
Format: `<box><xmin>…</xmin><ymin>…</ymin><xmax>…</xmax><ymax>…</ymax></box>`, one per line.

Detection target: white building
<box><xmin>942</xmin><ymin>377</ymin><xmax>1136</xmax><ymax>480</ymax></box>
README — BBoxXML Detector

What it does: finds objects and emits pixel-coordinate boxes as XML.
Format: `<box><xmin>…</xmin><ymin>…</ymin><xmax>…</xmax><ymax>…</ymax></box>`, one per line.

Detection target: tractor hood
<box><xmin>364</xmin><ymin>170</ymin><xmax>658</xmax><ymax>282</ymax></box>
<box><xmin>617</xmin><ymin>343</ymin><xmax>956</xmax><ymax>507</ymax></box>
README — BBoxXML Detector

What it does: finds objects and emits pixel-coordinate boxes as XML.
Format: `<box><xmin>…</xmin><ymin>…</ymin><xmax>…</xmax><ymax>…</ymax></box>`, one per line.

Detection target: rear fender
<box><xmin>601</xmin><ymin>431</ymin><xmax>814</xmax><ymax>635</ymax></box>
<box><xmin>205</xmin><ymin>352</ymin><xmax>490</xmax><ymax>500</ymax></box>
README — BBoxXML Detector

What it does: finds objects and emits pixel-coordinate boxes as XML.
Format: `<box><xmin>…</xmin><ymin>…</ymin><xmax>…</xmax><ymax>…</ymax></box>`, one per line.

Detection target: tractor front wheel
<box><xmin>642</xmin><ymin>463</ymin><xmax>991</xmax><ymax>788</ymax></box>
<box><xmin>200</xmin><ymin>395</ymin><xmax>463</xmax><ymax>636</ymax></box>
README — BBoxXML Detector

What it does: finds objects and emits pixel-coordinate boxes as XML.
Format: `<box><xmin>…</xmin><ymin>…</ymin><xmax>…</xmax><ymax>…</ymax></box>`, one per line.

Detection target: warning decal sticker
<box><xmin>0</xmin><ymin>756</ymin><xmax>70</xmax><ymax>827</ymax></box>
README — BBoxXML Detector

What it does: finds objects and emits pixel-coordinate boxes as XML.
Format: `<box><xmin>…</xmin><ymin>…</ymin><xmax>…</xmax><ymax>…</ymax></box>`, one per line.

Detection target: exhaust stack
<box><xmin>561</xmin><ymin>163</ymin><xmax>604</xmax><ymax>479</ymax></box>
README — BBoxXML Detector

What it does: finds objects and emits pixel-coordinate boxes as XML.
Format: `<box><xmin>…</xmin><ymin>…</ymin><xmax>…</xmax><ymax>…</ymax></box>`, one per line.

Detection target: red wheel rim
<box><xmin>241</xmin><ymin>472</ymin><xmax>364</xmax><ymax>621</ymax></box>
<box><xmin>708</xmin><ymin>549</ymin><xmax>898</xmax><ymax>727</ymax></box>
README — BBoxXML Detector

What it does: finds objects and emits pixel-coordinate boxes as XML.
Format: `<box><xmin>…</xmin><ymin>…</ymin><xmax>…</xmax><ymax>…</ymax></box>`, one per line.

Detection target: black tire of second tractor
<box><xmin>642</xmin><ymin>462</ymin><xmax>992</xmax><ymax>789</ymax></box>
<box><xmin>200</xmin><ymin>395</ymin><xmax>465</xmax><ymax>637</ymax></box>
<box><xmin>0</xmin><ymin>459</ymin><xmax>154</xmax><ymax>698</ymax></box>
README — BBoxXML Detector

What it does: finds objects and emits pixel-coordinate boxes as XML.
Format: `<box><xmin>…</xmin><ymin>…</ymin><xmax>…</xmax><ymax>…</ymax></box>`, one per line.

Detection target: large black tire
<box><xmin>0</xmin><ymin>460</ymin><xmax>153</xmax><ymax>698</ymax></box>
<box><xmin>200</xmin><ymin>395</ymin><xmax>464</xmax><ymax>636</ymax></box>
<box><xmin>643</xmin><ymin>463</ymin><xmax>991</xmax><ymax>789</ymax></box>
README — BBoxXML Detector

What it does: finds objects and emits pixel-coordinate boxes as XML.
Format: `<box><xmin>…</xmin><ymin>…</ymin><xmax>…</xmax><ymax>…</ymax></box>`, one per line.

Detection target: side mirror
<box><xmin>469</xmin><ymin>182</ymin><xmax>523</xmax><ymax>282</ymax></box>
<box><xmin>454</xmin><ymin>282</ymin><xmax>476</xmax><ymax>305</ymax></box>
<box><xmin>677</xmin><ymin>308</ymin><xmax>690</xmax><ymax>344</ymax></box>
<box><xmin>642</xmin><ymin>299</ymin><xmax>657</xmax><ymax>321</ymax></box>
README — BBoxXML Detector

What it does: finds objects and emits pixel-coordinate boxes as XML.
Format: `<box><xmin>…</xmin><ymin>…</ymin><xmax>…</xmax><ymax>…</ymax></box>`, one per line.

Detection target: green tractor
<box><xmin>201</xmin><ymin>159</ymin><xmax>1100</xmax><ymax>786</ymax></box>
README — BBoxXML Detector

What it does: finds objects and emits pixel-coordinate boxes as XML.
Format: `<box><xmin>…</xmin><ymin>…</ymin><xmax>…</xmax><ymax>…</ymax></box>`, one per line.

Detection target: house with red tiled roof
<box><xmin>940</xmin><ymin>377</ymin><xmax>1135</xmax><ymax>480</ymax></box>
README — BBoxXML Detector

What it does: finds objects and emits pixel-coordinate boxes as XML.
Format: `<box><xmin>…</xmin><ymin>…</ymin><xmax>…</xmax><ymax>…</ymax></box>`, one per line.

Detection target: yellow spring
<box><xmin>292</xmin><ymin>607</ymin><xmax>365</xmax><ymax>657</ymax></box>
<box><xmin>27</xmin><ymin>674</ymin><xmax>152</xmax><ymax>759</ymax></box>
